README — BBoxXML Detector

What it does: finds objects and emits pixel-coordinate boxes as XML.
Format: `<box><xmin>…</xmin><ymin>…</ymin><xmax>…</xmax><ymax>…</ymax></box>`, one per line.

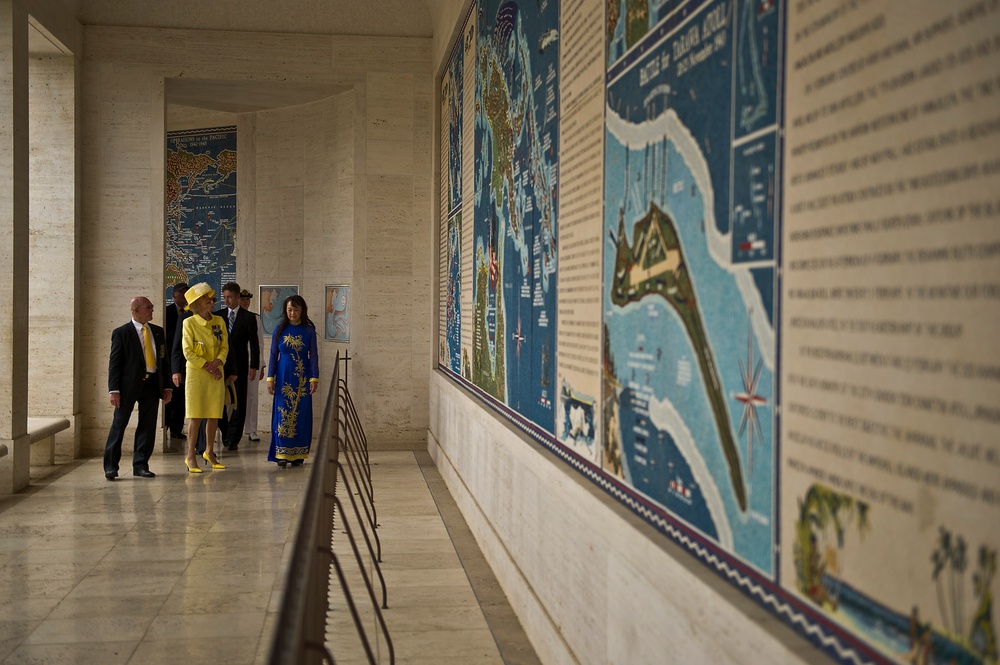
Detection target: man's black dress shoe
<box><xmin>105</xmin><ymin>472</ymin><xmax>117</xmax><ymax>481</ymax></box>
<box><xmin>133</xmin><ymin>469</ymin><xmax>156</xmax><ymax>478</ymax></box>
<box><xmin>170</xmin><ymin>432</ymin><xmax>187</xmax><ymax>440</ymax></box>
<box><xmin>228</xmin><ymin>444</ymin><xmax>239</xmax><ymax>451</ymax></box>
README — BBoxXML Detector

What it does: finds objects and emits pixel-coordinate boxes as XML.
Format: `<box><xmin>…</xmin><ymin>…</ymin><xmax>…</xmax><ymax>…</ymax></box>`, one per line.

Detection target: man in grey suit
<box><xmin>103</xmin><ymin>296</ymin><xmax>172</xmax><ymax>480</ymax></box>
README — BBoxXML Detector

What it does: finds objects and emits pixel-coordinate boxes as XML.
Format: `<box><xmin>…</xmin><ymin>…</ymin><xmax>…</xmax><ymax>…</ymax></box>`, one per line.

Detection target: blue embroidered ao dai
<box><xmin>267</xmin><ymin>323</ymin><xmax>319</xmax><ymax>462</ymax></box>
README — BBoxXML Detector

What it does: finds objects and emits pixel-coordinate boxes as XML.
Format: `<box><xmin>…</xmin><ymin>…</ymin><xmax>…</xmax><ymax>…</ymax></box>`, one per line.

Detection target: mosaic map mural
<box><xmin>165</xmin><ymin>126</ymin><xmax>237</xmax><ymax>305</ymax></box>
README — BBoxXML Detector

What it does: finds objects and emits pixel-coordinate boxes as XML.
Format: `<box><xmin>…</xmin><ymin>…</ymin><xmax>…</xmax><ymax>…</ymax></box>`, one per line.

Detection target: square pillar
<box><xmin>0</xmin><ymin>0</ymin><xmax>30</xmax><ymax>494</ymax></box>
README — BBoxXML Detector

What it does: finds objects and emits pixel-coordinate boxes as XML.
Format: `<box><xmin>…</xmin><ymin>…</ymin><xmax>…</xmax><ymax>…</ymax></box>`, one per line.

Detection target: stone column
<box><xmin>0</xmin><ymin>0</ymin><xmax>30</xmax><ymax>494</ymax></box>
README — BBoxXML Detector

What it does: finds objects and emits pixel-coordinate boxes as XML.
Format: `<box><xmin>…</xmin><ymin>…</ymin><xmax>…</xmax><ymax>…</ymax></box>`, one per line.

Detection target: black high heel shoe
<box><xmin>277</xmin><ymin>460</ymin><xmax>287</xmax><ymax>468</ymax></box>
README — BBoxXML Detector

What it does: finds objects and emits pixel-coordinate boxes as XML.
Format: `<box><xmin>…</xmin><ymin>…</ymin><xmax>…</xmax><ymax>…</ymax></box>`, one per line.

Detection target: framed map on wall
<box><xmin>259</xmin><ymin>285</ymin><xmax>299</xmax><ymax>336</ymax></box>
<box><xmin>324</xmin><ymin>285</ymin><xmax>350</xmax><ymax>342</ymax></box>
<box><xmin>164</xmin><ymin>126</ymin><xmax>237</xmax><ymax>306</ymax></box>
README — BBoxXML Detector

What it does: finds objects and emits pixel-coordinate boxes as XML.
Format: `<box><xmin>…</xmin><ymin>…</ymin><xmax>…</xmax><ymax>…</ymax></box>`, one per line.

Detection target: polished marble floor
<box><xmin>0</xmin><ymin>445</ymin><xmax>539</xmax><ymax>664</ymax></box>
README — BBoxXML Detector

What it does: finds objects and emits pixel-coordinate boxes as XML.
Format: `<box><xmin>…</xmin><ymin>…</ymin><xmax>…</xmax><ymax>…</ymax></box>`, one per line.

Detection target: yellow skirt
<box><xmin>185</xmin><ymin>364</ymin><xmax>225</xmax><ymax>419</ymax></box>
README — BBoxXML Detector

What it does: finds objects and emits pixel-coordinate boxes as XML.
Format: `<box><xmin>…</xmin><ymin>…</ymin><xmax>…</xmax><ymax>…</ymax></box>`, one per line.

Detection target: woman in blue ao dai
<box><xmin>266</xmin><ymin>295</ymin><xmax>320</xmax><ymax>467</ymax></box>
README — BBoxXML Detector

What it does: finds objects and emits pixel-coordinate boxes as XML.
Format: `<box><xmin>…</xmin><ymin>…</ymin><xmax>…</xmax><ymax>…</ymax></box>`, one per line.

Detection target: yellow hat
<box><xmin>184</xmin><ymin>282</ymin><xmax>215</xmax><ymax>311</ymax></box>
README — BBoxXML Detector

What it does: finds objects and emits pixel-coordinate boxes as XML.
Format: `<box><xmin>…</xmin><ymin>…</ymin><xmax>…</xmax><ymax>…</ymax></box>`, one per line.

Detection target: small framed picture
<box><xmin>325</xmin><ymin>285</ymin><xmax>350</xmax><ymax>342</ymax></box>
<box><xmin>259</xmin><ymin>285</ymin><xmax>299</xmax><ymax>336</ymax></box>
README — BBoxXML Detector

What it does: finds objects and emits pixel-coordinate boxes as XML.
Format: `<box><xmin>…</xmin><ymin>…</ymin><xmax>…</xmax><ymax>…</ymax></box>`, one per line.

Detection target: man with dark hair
<box><xmin>164</xmin><ymin>282</ymin><xmax>188</xmax><ymax>441</ymax></box>
<box><xmin>215</xmin><ymin>281</ymin><xmax>260</xmax><ymax>451</ymax></box>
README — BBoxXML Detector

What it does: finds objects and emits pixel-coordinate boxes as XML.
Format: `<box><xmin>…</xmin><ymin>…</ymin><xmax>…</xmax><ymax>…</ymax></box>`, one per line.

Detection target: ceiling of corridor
<box><xmin>72</xmin><ymin>0</ymin><xmax>443</xmax><ymax>38</ymax></box>
<box><xmin>60</xmin><ymin>0</ymin><xmax>449</xmax><ymax>112</ymax></box>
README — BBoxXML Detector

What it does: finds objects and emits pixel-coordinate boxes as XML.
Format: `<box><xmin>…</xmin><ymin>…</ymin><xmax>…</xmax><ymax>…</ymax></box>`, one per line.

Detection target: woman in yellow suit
<box><xmin>182</xmin><ymin>282</ymin><xmax>228</xmax><ymax>472</ymax></box>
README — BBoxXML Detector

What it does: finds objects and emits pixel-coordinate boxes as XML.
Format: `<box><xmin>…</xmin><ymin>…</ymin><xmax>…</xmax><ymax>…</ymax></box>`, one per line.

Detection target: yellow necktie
<box><xmin>143</xmin><ymin>324</ymin><xmax>156</xmax><ymax>371</ymax></box>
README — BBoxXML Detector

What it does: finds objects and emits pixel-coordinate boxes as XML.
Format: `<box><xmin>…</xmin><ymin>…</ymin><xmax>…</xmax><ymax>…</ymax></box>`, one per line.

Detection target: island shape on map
<box><xmin>610</xmin><ymin>202</ymin><xmax>747</xmax><ymax>511</ymax></box>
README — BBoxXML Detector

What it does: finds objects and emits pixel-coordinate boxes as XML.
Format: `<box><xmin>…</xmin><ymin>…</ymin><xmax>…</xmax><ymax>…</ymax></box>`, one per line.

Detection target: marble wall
<box><xmin>166</xmin><ymin>105</ymin><xmax>235</xmax><ymax>133</ymax></box>
<box><xmin>247</xmin><ymin>95</ymin><xmax>344</xmax><ymax>438</ymax></box>
<box><xmin>28</xmin><ymin>51</ymin><xmax>78</xmax><ymax>461</ymax></box>
<box><xmin>78</xmin><ymin>61</ymin><xmax>165</xmax><ymax>454</ymax></box>
<box><xmin>363</xmin><ymin>71</ymin><xmax>435</xmax><ymax>446</ymax></box>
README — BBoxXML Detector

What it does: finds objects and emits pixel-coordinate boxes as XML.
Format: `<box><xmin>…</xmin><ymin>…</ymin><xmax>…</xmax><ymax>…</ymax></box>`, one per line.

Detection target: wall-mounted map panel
<box><xmin>165</xmin><ymin>126</ymin><xmax>238</xmax><ymax>303</ymax></box>
<box><xmin>472</xmin><ymin>0</ymin><xmax>560</xmax><ymax>428</ymax></box>
<box><xmin>603</xmin><ymin>0</ymin><xmax>780</xmax><ymax>575</ymax></box>
<box><xmin>440</xmin><ymin>31</ymin><xmax>465</xmax><ymax>375</ymax></box>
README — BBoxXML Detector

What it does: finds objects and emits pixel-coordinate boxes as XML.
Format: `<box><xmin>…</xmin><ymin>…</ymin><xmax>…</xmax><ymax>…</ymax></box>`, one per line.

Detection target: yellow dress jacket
<box><xmin>182</xmin><ymin>314</ymin><xmax>229</xmax><ymax>418</ymax></box>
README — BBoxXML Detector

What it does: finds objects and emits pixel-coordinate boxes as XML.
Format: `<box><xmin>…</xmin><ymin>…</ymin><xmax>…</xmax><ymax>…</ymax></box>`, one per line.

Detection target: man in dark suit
<box><xmin>164</xmin><ymin>282</ymin><xmax>187</xmax><ymax>441</ymax></box>
<box><xmin>216</xmin><ymin>281</ymin><xmax>260</xmax><ymax>451</ymax></box>
<box><xmin>103</xmin><ymin>296</ymin><xmax>172</xmax><ymax>480</ymax></box>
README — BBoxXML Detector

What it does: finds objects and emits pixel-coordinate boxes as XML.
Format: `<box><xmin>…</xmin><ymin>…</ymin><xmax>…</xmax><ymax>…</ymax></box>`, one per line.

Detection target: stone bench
<box><xmin>27</xmin><ymin>417</ymin><xmax>71</xmax><ymax>466</ymax></box>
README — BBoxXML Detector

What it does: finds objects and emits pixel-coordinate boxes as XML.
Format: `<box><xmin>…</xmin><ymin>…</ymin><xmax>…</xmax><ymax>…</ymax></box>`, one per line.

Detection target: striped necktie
<box><xmin>228</xmin><ymin>309</ymin><xmax>236</xmax><ymax>332</ymax></box>
<box><xmin>142</xmin><ymin>324</ymin><xmax>156</xmax><ymax>371</ymax></box>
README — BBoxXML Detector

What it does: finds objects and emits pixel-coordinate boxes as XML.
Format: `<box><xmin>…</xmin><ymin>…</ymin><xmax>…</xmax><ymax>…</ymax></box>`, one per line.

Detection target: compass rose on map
<box><xmin>734</xmin><ymin>321</ymin><xmax>767</xmax><ymax>489</ymax></box>
<box><xmin>513</xmin><ymin>317</ymin><xmax>526</xmax><ymax>355</ymax></box>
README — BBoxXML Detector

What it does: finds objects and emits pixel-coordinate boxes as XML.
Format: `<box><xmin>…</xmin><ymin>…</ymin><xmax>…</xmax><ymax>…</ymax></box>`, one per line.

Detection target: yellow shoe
<box><xmin>185</xmin><ymin>459</ymin><xmax>203</xmax><ymax>474</ymax></box>
<box><xmin>202</xmin><ymin>453</ymin><xmax>226</xmax><ymax>470</ymax></box>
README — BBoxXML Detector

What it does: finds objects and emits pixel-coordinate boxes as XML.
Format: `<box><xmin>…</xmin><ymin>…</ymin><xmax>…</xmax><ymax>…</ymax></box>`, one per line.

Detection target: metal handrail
<box><xmin>337</xmin><ymin>460</ymin><xmax>388</xmax><ymax>608</ymax></box>
<box><xmin>269</xmin><ymin>351</ymin><xmax>393</xmax><ymax>665</ymax></box>
<box><xmin>337</xmin><ymin>402</ymin><xmax>382</xmax><ymax>562</ymax></box>
<box><xmin>269</xmin><ymin>350</ymin><xmax>341</xmax><ymax>664</ymax></box>
<box><xmin>338</xmin><ymin>399</ymin><xmax>376</xmax><ymax>509</ymax></box>
<box><xmin>339</xmin><ymin>379</ymin><xmax>372</xmax><ymax>474</ymax></box>
<box><xmin>333</xmin><ymin>493</ymin><xmax>395</xmax><ymax>662</ymax></box>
